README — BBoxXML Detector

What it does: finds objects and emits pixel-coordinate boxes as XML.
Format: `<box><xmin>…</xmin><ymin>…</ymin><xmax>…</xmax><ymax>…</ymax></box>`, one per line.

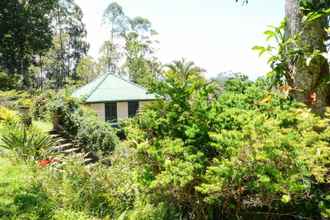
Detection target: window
<box><xmin>128</xmin><ymin>101</ymin><xmax>139</xmax><ymax>117</ymax></box>
<box><xmin>105</xmin><ymin>102</ymin><xmax>117</xmax><ymax>122</ymax></box>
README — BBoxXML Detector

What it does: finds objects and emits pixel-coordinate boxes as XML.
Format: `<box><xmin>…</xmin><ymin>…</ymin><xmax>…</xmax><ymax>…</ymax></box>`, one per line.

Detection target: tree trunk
<box><xmin>21</xmin><ymin>57</ymin><xmax>30</xmax><ymax>89</ymax></box>
<box><xmin>285</xmin><ymin>0</ymin><xmax>330</xmax><ymax>114</ymax></box>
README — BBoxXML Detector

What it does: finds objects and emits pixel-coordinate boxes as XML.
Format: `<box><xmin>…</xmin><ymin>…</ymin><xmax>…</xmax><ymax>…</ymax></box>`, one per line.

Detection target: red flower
<box><xmin>38</xmin><ymin>160</ymin><xmax>51</xmax><ymax>167</ymax></box>
<box><xmin>308</xmin><ymin>91</ymin><xmax>317</xmax><ymax>105</ymax></box>
<box><xmin>38</xmin><ymin>159</ymin><xmax>59</xmax><ymax>167</ymax></box>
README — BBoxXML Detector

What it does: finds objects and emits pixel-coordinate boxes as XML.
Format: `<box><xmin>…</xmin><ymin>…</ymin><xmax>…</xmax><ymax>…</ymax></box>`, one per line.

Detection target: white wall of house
<box><xmin>88</xmin><ymin>100</ymin><xmax>153</xmax><ymax>122</ymax></box>
<box><xmin>89</xmin><ymin>103</ymin><xmax>105</xmax><ymax>121</ymax></box>
<box><xmin>117</xmin><ymin>102</ymin><xmax>128</xmax><ymax>120</ymax></box>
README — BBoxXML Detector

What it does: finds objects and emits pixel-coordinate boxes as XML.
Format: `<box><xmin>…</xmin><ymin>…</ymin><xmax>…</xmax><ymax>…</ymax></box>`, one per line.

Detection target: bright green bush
<box><xmin>124</xmin><ymin>63</ymin><xmax>330</xmax><ymax>219</ymax></box>
<box><xmin>0</xmin><ymin>151</ymin><xmax>137</xmax><ymax>220</ymax></box>
<box><xmin>0</xmin><ymin>106</ymin><xmax>20</xmax><ymax>124</ymax></box>
<box><xmin>48</xmin><ymin>94</ymin><xmax>119</xmax><ymax>154</ymax></box>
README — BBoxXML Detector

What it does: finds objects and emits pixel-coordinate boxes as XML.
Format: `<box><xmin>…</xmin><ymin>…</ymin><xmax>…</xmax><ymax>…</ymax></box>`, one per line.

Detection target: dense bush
<box><xmin>0</xmin><ymin>71</ymin><xmax>20</xmax><ymax>91</ymax></box>
<box><xmin>124</xmin><ymin>64</ymin><xmax>330</xmax><ymax>219</ymax></box>
<box><xmin>1</xmin><ymin>63</ymin><xmax>330</xmax><ymax>219</ymax></box>
<box><xmin>48</xmin><ymin>94</ymin><xmax>119</xmax><ymax>154</ymax></box>
<box><xmin>31</xmin><ymin>90</ymin><xmax>56</xmax><ymax>121</ymax></box>
<box><xmin>0</xmin><ymin>157</ymin><xmax>54</xmax><ymax>220</ymax></box>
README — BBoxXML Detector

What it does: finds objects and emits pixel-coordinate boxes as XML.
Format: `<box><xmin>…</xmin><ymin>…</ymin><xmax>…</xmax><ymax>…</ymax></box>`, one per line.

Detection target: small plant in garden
<box><xmin>0</xmin><ymin>106</ymin><xmax>19</xmax><ymax>124</ymax></box>
<box><xmin>0</xmin><ymin>123</ymin><xmax>55</xmax><ymax>160</ymax></box>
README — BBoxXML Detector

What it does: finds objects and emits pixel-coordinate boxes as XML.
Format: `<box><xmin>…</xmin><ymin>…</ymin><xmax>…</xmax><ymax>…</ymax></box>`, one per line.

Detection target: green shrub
<box><xmin>120</xmin><ymin>201</ymin><xmax>181</xmax><ymax>220</ymax></box>
<box><xmin>31</xmin><ymin>90</ymin><xmax>56</xmax><ymax>121</ymax></box>
<box><xmin>30</xmin><ymin>149</ymin><xmax>139</xmax><ymax>219</ymax></box>
<box><xmin>0</xmin><ymin>106</ymin><xmax>20</xmax><ymax>124</ymax></box>
<box><xmin>0</xmin><ymin>90</ymin><xmax>31</xmax><ymax>110</ymax></box>
<box><xmin>48</xmin><ymin>94</ymin><xmax>118</xmax><ymax>154</ymax></box>
<box><xmin>53</xmin><ymin>209</ymin><xmax>95</xmax><ymax>220</ymax></box>
<box><xmin>124</xmin><ymin>63</ymin><xmax>330</xmax><ymax>219</ymax></box>
<box><xmin>0</xmin><ymin>157</ymin><xmax>54</xmax><ymax>220</ymax></box>
<box><xmin>0</xmin><ymin>71</ymin><xmax>20</xmax><ymax>91</ymax></box>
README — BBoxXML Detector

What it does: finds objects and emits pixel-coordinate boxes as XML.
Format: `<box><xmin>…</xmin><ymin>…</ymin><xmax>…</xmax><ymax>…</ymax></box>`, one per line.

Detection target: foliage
<box><xmin>123</xmin><ymin>17</ymin><xmax>160</xmax><ymax>86</ymax></box>
<box><xmin>98</xmin><ymin>40</ymin><xmax>123</xmax><ymax>75</ymax></box>
<box><xmin>0</xmin><ymin>71</ymin><xmax>20</xmax><ymax>91</ymax></box>
<box><xmin>48</xmin><ymin>94</ymin><xmax>119</xmax><ymax>154</ymax></box>
<box><xmin>0</xmin><ymin>147</ymin><xmax>136</xmax><ymax>219</ymax></box>
<box><xmin>124</xmin><ymin>60</ymin><xmax>330</xmax><ymax>219</ymax></box>
<box><xmin>0</xmin><ymin>107</ymin><xmax>20</xmax><ymax>124</ymax></box>
<box><xmin>101</xmin><ymin>2</ymin><xmax>160</xmax><ymax>86</ymax></box>
<box><xmin>0</xmin><ymin>0</ymin><xmax>57</xmax><ymax>88</ymax></box>
<box><xmin>0</xmin><ymin>122</ymin><xmax>55</xmax><ymax>160</ymax></box>
<box><xmin>0</xmin><ymin>90</ymin><xmax>31</xmax><ymax>110</ymax></box>
<box><xmin>0</xmin><ymin>0</ymin><xmax>89</xmax><ymax>90</ymax></box>
<box><xmin>253</xmin><ymin>19</ymin><xmax>329</xmax><ymax>88</ymax></box>
<box><xmin>252</xmin><ymin>0</ymin><xmax>330</xmax><ymax>112</ymax></box>
<box><xmin>0</xmin><ymin>157</ymin><xmax>51</xmax><ymax>220</ymax></box>
<box><xmin>52</xmin><ymin>209</ymin><xmax>95</xmax><ymax>220</ymax></box>
<box><xmin>39</xmin><ymin>0</ymin><xmax>89</xmax><ymax>89</ymax></box>
<box><xmin>76</xmin><ymin>56</ymin><xmax>100</xmax><ymax>84</ymax></box>
<box><xmin>31</xmin><ymin>90</ymin><xmax>56</xmax><ymax>121</ymax></box>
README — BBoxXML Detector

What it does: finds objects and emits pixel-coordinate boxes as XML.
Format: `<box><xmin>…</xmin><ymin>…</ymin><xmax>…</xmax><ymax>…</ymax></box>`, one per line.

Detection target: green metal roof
<box><xmin>72</xmin><ymin>74</ymin><xmax>156</xmax><ymax>103</ymax></box>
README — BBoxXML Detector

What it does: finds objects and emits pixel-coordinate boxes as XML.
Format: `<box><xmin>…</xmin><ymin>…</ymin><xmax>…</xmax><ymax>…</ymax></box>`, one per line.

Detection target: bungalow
<box><xmin>72</xmin><ymin>73</ymin><xmax>156</xmax><ymax>123</ymax></box>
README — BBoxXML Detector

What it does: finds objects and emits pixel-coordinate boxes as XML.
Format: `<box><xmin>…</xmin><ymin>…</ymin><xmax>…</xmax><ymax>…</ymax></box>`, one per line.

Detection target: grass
<box><xmin>0</xmin><ymin>156</ymin><xmax>34</xmax><ymax>218</ymax></box>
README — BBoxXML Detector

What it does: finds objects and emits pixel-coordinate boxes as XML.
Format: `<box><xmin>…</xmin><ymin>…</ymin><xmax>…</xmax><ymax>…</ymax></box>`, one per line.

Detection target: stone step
<box><xmin>53</xmin><ymin>138</ymin><xmax>68</xmax><ymax>144</ymax></box>
<box><xmin>84</xmin><ymin>158</ymin><xmax>97</xmax><ymax>164</ymax></box>
<box><xmin>50</xmin><ymin>134</ymin><xmax>60</xmax><ymax>138</ymax></box>
<box><xmin>49</xmin><ymin>143</ymin><xmax>74</xmax><ymax>152</ymax></box>
<box><xmin>63</xmin><ymin>148</ymin><xmax>80</xmax><ymax>154</ymax></box>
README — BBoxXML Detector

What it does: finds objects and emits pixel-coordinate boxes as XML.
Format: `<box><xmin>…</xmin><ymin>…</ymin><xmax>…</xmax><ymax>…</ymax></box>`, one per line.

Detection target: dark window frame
<box><xmin>105</xmin><ymin>102</ymin><xmax>117</xmax><ymax>122</ymax></box>
<box><xmin>128</xmin><ymin>101</ymin><xmax>139</xmax><ymax>117</ymax></box>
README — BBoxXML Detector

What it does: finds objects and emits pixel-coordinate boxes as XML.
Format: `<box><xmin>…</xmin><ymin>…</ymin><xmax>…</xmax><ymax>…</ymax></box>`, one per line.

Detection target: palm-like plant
<box><xmin>0</xmin><ymin>123</ymin><xmax>54</xmax><ymax>160</ymax></box>
<box><xmin>153</xmin><ymin>59</ymin><xmax>207</xmax><ymax>101</ymax></box>
<box><xmin>165</xmin><ymin>59</ymin><xmax>204</xmax><ymax>82</ymax></box>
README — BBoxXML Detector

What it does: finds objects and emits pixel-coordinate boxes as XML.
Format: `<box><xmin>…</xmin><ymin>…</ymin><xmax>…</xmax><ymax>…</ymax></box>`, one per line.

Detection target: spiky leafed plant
<box><xmin>0</xmin><ymin>123</ymin><xmax>54</xmax><ymax>160</ymax></box>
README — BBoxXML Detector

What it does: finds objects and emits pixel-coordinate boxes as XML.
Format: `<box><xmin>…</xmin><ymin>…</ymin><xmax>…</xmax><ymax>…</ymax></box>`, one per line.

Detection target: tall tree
<box><xmin>42</xmin><ymin>0</ymin><xmax>89</xmax><ymax>89</ymax></box>
<box><xmin>285</xmin><ymin>0</ymin><xmax>329</xmax><ymax>113</ymax></box>
<box><xmin>102</xmin><ymin>2</ymin><xmax>160</xmax><ymax>85</ymax></box>
<box><xmin>102</xmin><ymin>2</ymin><xmax>128</xmax><ymax>74</ymax></box>
<box><xmin>124</xmin><ymin>17</ymin><xmax>159</xmax><ymax>86</ymax></box>
<box><xmin>240</xmin><ymin>0</ymin><xmax>330</xmax><ymax>113</ymax></box>
<box><xmin>0</xmin><ymin>0</ymin><xmax>57</xmax><ymax>89</ymax></box>
<box><xmin>76</xmin><ymin>55</ymin><xmax>99</xmax><ymax>84</ymax></box>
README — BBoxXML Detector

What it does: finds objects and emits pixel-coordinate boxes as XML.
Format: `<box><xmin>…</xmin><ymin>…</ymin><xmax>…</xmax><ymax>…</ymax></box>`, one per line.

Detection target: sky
<box><xmin>75</xmin><ymin>0</ymin><xmax>285</xmax><ymax>79</ymax></box>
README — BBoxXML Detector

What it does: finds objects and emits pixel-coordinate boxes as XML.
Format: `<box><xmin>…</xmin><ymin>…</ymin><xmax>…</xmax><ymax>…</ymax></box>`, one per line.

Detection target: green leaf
<box><xmin>281</xmin><ymin>195</ymin><xmax>291</xmax><ymax>204</ymax></box>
